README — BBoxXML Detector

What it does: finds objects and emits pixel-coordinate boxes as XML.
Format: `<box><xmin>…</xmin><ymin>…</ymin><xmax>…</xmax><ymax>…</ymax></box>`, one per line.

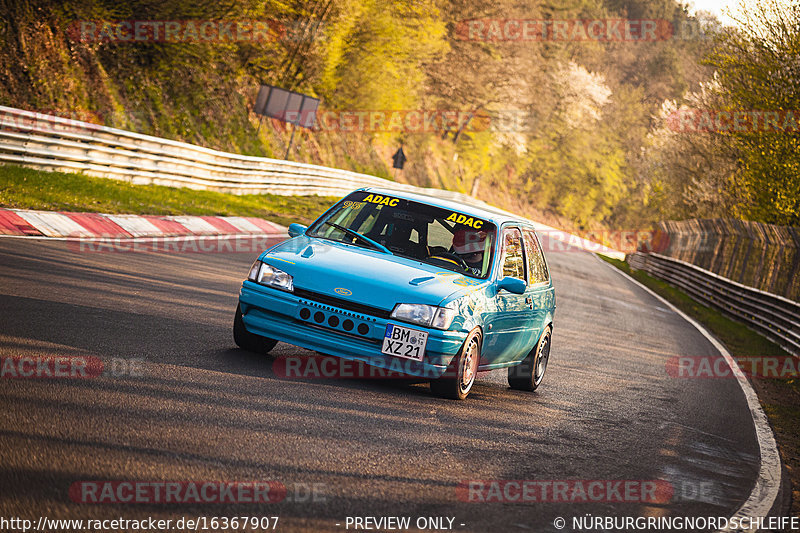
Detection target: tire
<box><xmin>233</xmin><ymin>304</ymin><xmax>278</xmax><ymax>354</ymax></box>
<box><xmin>430</xmin><ymin>328</ymin><xmax>482</xmax><ymax>400</ymax></box>
<box><xmin>508</xmin><ymin>325</ymin><xmax>552</xmax><ymax>391</ymax></box>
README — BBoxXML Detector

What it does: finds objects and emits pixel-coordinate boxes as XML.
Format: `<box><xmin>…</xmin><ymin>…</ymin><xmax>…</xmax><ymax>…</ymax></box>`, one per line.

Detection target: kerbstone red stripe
<box><xmin>0</xmin><ymin>210</ymin><xmax>41</xmax><ymax>235</ymax></box>
<box><xmin>64</xmin><ymin>213</ymin><xmax>132</xmax><ymax>238</ymax></box>
<box><xmin>143</xmin><ymin>216</ymin><xmax>194</xmax><ymax>236</ymax></box>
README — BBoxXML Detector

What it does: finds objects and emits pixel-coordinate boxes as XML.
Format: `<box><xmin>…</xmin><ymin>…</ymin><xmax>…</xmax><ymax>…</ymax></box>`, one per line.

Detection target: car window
<box><xmin>427</xmin><ymin>219</ymin><xmax>453</xmax><ymax>247</ymax></box>
<box><xmin>523</xmin><ymin>229</ymin><xmax>549</xmax><ymax>284</ymax></box>
<box><xmin>501</xmin><ymin>228</ymin><xmax>526</xmax><ymax>282</ymax></box>
<box><xmin>324</xmin><ymin>201</ymin><xmax>382</xmax><ymax>235</ymax></box>
<box><xmin>306</xmin><ymin>191</ymin><xmax>497</xmax><ymax>278</ymax></box>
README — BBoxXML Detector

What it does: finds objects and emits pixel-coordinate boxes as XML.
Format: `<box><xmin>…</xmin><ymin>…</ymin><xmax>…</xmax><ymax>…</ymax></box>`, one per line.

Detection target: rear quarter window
<box><xmin>523</xmin><ymin>229</ymin><xmax>549</xmax><ymax>284</ymax></box>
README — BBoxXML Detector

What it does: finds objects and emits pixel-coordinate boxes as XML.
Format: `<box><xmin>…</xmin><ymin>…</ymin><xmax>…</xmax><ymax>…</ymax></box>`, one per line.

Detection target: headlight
<box><xmin>247</xmin><ymin>260</ymin><xmax>294</xmax><ymax>292</ymax></box>
<box><xmin>391</xmin><ymin>303</ymin><xmax>456</xmax><ymax>330</ymax></box>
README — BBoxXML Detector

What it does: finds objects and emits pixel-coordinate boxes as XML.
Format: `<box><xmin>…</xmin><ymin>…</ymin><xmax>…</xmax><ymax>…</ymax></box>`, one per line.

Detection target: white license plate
<box><xmin>381</xmin><ymin>324</ymin><xmax>428</xmax><ymax>361</ymax></box>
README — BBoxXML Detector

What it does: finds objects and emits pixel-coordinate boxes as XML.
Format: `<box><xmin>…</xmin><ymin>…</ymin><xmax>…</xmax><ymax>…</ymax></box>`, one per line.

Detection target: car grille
<box><xmin>293</xmin><ymin>287</ymin><xmax>392</xmax><ymax>319</ymax></box>
<box><xmin>301</xmin><ymin>320</ymin><xmax>381</xmax><ymax>344</ymax></box>
<box><xmin>294</xmin><ymin>291</ymin><xmax>384</xmax><ymax>342</ymax></box>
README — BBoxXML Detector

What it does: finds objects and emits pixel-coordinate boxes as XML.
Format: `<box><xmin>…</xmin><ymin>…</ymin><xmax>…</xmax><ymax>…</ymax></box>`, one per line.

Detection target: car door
<box><xmin>513</xmin><ymin>228</ymin><xmax>553</xmax><ymax>361</ymax></box>
<box><xmin>482</xmin><ymin>227</ymin><xmax>536</xmax><ymax>364</ymax></box>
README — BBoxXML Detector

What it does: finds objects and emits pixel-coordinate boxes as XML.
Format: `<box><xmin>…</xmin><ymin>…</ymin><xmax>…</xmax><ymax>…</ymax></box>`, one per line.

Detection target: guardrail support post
<box><xmin>284</xmin><ymin>124</ymin><xmax>297</xmax><ymax>161</ymax></box>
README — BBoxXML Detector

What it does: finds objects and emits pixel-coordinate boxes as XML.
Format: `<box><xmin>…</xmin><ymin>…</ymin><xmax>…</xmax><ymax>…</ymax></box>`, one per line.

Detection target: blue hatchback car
<box><xmin>235</xmin><ymin>188</ymin><xmax>555</xmax><ymax>399</ymax></box>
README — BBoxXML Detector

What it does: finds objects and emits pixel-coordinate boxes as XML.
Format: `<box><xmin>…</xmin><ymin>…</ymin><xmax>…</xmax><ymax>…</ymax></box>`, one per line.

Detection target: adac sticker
<box><xmin>452</xmin><ymin>277</ymin><xmax>481</xmax><ymax>286</ymax></box>
<box><xmin>446</xmin><ymin>212</ymin><xmax>485</xmax><ymax>229</ymax></box>
<box><xmin>434</xmin><ymin>271</ymin><xmax>479</xmax><ymax>285</ymax></box>
<box><xmin>363</xmin><ymin>194</ymin><xmax>399</xmax><ymax>206</ymax></box>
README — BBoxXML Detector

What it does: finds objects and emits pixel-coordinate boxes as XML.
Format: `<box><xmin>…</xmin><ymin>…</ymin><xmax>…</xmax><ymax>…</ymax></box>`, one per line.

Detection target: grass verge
<box><xmin>600</xmin><ymin>254</ymin><xmax>800</xmax><ymax>515</ymax></box>
<box><xmin>0</xmin><ymin>165</ymin><xmax>337</xmax><ymax>227</ymax></box>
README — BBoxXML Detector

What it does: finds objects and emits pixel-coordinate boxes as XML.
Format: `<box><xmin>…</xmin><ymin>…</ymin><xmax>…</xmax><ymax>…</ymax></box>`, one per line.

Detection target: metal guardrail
<box><xmin>0</xmin><ymin>106</ymin><xmax>528</xmax><ymax>206</ymax></box>
<box><xmin>0</xmin><ymin>105</ymin><xmax>403</xmax><ymax>197</ymax></box>
<box><xmin>629</xmin><ymin>252</ymin><xmax>800</xmax><ymax>358</ymax></box>
<box><xmin>654</xmin><ymin>219</ymin><xmax>800</xmax><ymax>303</ymax></box>
<box><xmin>0</xmin><ymin>105</ymin><xmax>625</xmax><ymax>258</ymax></box>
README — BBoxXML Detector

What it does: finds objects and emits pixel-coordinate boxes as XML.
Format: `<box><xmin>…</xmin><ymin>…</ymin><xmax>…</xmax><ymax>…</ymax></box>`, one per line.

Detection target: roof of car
<box><xmin>360</xmin><ymin>187</ymin><xmax>524</xmax><ymax>227</ymax></box>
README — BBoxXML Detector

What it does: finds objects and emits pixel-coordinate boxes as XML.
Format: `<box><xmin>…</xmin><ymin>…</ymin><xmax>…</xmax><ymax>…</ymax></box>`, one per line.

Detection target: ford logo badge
<box><xmin>334</xmin><ymin>288</ymin><xmax>352</xmax><ymax>296</ymax></box>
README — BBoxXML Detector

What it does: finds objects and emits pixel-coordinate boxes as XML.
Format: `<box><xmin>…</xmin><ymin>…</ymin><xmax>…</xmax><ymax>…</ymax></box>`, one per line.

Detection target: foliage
<box><xmin>0</xmin><ymin>0</ymin><xmax>728</xmax><ymax>229</ymax></box>
<box><xmin>648</xmin><ymin>0</ymin><xmax>800</xmax><ymax>226</ymax></box>
<box><xmin>704</xmin><ymin>0</ymin><xmax>800</xmax><ymax>225</ymax></box>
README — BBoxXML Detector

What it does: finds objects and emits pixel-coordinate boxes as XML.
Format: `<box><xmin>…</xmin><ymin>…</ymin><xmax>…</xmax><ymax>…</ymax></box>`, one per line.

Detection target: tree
<box><xmin>704</xmin><ymin>0</ymin><xmax>800</xmax><ymax>225</ymax></box>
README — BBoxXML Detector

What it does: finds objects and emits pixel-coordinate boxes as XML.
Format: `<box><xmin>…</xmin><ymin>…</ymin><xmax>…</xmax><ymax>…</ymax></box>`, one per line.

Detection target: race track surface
<box><xmin>0</xmin><ymin>237</ymin><xmax>760</xmax><ymax>531</ymax></box>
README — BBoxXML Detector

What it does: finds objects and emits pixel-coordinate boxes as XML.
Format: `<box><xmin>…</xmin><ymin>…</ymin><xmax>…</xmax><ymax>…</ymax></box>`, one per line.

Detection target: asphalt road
<box><xmin>0</xmin><ymin>236</ymin><xmax>761</xmax><ymax>532</ymax></box>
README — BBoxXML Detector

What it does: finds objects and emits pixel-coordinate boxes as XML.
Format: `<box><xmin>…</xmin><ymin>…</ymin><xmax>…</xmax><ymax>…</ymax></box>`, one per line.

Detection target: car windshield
<box><xmin>307</xmin><ymin>191</ymin><xmax>496</xmax><ymax>278</ymax></box>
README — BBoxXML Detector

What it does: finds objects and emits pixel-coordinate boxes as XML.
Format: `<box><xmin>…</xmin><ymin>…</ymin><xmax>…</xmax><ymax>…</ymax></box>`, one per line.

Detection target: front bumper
<box><xmin>239</xmin><ymin>281</ymin><xmax>467</xmax><ymax>379</ymax></box>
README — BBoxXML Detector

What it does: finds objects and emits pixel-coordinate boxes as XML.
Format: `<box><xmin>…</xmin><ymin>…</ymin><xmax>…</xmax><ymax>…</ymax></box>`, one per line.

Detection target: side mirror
<box><xmin>497</xmin><ymin>276</ymin><xmax>526</xmax><ymax>294</ymax></box>
<box><xmin>288</xmin><ymin>223</ymin><xmax>308</xmax><ymax>238</ymax></box>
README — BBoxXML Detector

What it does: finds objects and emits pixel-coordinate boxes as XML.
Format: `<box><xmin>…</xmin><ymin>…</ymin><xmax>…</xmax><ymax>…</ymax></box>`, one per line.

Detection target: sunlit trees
<box><xmin>644</xmin><ymin>0</ymin><xmax>800</xmax><ymax>225</ymax></box>
<box><xmin>0</xmin><ymin>0</ymin><xmax>743</xmax><ymax>228</ymax></box>
<box><xmin>704</xmin><ymin>0</ymin><xmax>800</xmax><ymax>225</ymax></box>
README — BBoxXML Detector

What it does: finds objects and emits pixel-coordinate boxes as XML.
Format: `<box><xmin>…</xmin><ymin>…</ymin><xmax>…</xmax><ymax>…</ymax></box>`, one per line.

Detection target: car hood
<box><xmin>260</xmin><ymin>235</ymin><xmax>487</xmax><ymax>311</ymax></box>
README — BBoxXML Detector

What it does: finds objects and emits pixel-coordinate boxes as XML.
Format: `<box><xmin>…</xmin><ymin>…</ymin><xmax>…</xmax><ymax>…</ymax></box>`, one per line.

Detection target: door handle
<box><xmin>525</xmin><ymin>296</ymin><xmax>533</xmax><ymax>309</ymax></box>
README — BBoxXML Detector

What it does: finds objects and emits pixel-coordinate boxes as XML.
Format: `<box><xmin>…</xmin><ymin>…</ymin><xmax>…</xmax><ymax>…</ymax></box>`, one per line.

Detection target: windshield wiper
<box><xmin>322</xmin><ymin>222</ymin><xmax>393</xmax><ymax>255</ymax></box>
